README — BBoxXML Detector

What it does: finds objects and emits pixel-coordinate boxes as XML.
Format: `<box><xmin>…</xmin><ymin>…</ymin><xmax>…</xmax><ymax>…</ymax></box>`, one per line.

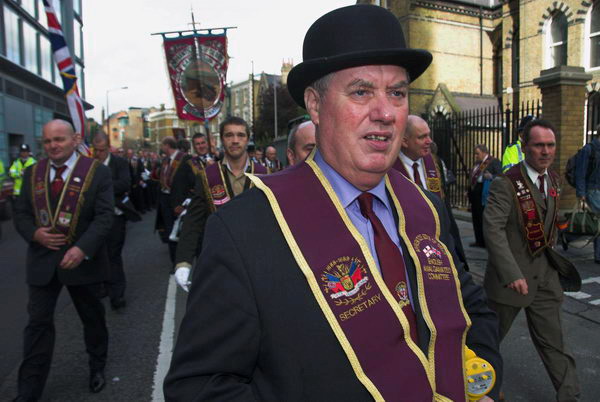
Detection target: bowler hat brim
<box><xmin>287</xmin><ymin>48</ymin><xmax>432</xmax><ymax>109</ymax></box>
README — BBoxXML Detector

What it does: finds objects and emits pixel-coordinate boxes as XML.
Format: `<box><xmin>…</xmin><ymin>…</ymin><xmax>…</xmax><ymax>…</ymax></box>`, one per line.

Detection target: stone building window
<box><xmin>587</xmin><ymin>3</ymin><xmax>600</xmax><ymax>69</ymax></box>
<box><xmin>544</xmin><ymin>12</ymin><xmax>568</xmax><ymax>68</ymax></box>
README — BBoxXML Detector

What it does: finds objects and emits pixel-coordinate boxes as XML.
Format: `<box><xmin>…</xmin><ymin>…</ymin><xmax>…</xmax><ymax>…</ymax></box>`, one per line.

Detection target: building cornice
<box><xmin>412</xmin><ymin>0</ymin><xmax>502</xmax><ymax>19</ymax></box>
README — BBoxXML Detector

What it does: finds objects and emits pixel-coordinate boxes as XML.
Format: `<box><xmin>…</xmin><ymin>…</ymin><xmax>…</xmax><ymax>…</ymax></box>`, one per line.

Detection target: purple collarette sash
<box><xmin>392</xmin><ymin>153</ymin><xmax>444</xmax><ymax>199</ymax></box>
<box><xmin>31</xmin><ymin>156</ymin><xmax>98</xmax><ymax>243</ymax></box>
<box><xmin>250</xmin><ymin>156</ymin><xmax>470</xmax><ymax>401</ymax></box>
<box><xmin>204</xmin><ymin>160</ymin><xmax>268</xmax><ymax>211</ymax></box>
<box><xmin>504</xmin><ymin>163</ymin><xmax>560</xmax><ymax>256</ymax></box>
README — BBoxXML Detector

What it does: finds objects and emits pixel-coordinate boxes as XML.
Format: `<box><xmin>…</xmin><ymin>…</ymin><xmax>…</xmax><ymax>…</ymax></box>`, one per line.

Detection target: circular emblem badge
<box><xmin>321</xmin><ymin>256</ymin><xmax>371</xmax><ymax>306</ymax></box>
<box><xmin>40</xmin><ymin>210</ymin><xmax>50</xmax><ymax>226</ymax></box>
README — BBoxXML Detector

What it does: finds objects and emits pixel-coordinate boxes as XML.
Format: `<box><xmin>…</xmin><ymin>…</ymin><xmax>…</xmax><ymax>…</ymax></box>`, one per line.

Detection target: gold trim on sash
<box><xmin>246</xmin><ymin>173</ymin><xmax>385</xmax><ymax>402</ymax></box>
<box><xmin>386</xmin><ymin>176</ymin><xmax>472</xmax><ymax>400</ymax></box>
<box><xmin>70</xmin><ymin>160</ymin><xmax>98</xmax><ymax>242</ymax></box>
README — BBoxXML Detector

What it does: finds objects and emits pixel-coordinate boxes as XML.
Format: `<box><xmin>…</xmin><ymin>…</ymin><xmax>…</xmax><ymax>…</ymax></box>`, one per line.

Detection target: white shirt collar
<box><xmin>399</xmin><ymin>150</ymin><xmax>422</xmax><ymax>168</ymax></box>
<box><xmin>170</xmin><ymin>150</ymin><xmax>179</xmax><ymax>162</ymax></box>
<box><xmin>222</xmin><ymin>154</ymin><xmax>250</xmax><ymax>174</ymax></box>
<box><xmin>523</xmin><ymin>160</ymin><xmax>547</xmax><ymax>185</ymax></box>
<box><xmin>102</xmin><ymin>153</ymin><xmax>112</xmax><ymax>167</ymax></box>
<box><xmin>51</xmin><ymin>151</ymin><xmax>78</xmax><ymax>171</ymax></box>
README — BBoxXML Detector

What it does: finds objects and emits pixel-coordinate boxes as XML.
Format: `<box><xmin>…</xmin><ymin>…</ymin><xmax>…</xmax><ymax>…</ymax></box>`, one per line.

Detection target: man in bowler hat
<box><xmin>165</xmin><ymin>5</ymin><xmax>501</xmax><ymax>401</ymax></box>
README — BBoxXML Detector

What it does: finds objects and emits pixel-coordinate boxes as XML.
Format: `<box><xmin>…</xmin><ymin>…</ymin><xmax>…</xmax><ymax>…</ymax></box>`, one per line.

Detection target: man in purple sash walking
<box><xmin>165</xmin><ymin>5</ymin><xmax>501</xmax><ymax>401</ymax></box>
<box><xmin>13</xmin><ymin>120</ymin><xmax>114</xmax><ymax>400</ymax></box>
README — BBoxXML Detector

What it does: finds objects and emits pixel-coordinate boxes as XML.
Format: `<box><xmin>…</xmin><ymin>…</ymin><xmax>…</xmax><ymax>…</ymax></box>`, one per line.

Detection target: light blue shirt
<box><xmin>314</xmin><ymin>150</ymin><xmax>404</xmax><ymax>274</ymax></box>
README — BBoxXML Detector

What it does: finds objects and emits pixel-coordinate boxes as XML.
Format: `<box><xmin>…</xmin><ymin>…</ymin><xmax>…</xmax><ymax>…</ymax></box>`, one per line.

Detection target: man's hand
<box><xmin>174</xmin><ymin>205</ymin><xmax>184</xmax><ymax>216</ymax></box>
<box><xmin>59</xmin><ymin>246</ymin><xmax>85</xmax><ymax>270</ymax></box>
<box><xmin>174</xmin><ymin>266</ymin><xmax>191</xmax><ymax>292</ymax></box>
<box><xmin>206</xmin><ymin>159</ymin><xmax>215</xmax><ymax>166</ymax></box>
<box><xmin>33</xmin><ymin>227</ymin><xmax>67</xmax><ymax>250</ymax></box>
<box><xmin>508</xmin><ymin>278</ymin><xmax>528</xmax><ymax>295</ymax></box>
<box><xmin>483</xmin><ymin>171</ymin><xmax>493</xmax><ymax>180</ymax></box>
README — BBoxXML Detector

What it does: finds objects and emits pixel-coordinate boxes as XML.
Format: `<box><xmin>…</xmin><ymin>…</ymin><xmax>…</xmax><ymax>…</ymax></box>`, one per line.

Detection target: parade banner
<box><xmin>163</xmin><ymin>34</ymin><xmax>228</xmax><ymax>121</ymax></box>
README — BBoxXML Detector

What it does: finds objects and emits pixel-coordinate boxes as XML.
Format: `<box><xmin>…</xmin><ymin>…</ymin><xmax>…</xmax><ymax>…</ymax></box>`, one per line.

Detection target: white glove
<box><xmin>174</xmin><ymin>266</ymin><xmax>191</xmax><ymax>292</ymax></box>
<box><xmin>141</xmin><ymin>169</ymin><xmax>150</xmax><ymax>181</ymax></box>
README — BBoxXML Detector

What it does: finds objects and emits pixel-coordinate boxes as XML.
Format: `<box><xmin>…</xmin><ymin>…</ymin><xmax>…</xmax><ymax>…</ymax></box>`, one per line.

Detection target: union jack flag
<box><xmin>42</xmin><ymin>0</ymin><xmax>90</xmax><ymax>156</ymax></box>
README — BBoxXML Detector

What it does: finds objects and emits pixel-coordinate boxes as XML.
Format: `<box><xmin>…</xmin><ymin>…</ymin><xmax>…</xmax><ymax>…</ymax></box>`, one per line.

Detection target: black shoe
<box><xmin>89</xmin><ymin>370</ymin><xmax>106</xmax><ymax>393</ymax></box>
<box><xmin>111</xmin><ymin>297</ymin><xmax>126</xmax><ymax>310</ymax></box>
<box><xmin>13</xmin><ymin>397</ymin><xmax>37</xmax><ymax>402</ymax></box>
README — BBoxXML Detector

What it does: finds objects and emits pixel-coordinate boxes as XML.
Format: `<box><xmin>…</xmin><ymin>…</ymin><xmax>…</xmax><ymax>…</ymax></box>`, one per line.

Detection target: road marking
<box><xmin>152</xmin><ymin>275</ymin><xmax>177</xmax><ymax>402</ymax></box>
<box><xmin>589</xmin><ymin>299</ymin><xmax>600</xmax><ymax>306</ymax></box>
<box><xmin>582</xmin><ymin>276</ymin><xmax>600</xmax><ymax>285</ymax></box>
<box><xmin>565</xmin><ymin>291</ymin><xmax>591</xmax><ymax>299</ymax></box>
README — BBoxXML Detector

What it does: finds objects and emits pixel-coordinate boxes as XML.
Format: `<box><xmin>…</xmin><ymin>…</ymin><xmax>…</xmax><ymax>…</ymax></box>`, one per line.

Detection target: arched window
<box><xmin>588</xmin><ymin>3</ymin><xmax>600</xmax><ymax>69</ymax></box>
<box><xmin>545</xmin><ymin>12</ymin><xmax>568</xmax><ymax>68</ymax></box>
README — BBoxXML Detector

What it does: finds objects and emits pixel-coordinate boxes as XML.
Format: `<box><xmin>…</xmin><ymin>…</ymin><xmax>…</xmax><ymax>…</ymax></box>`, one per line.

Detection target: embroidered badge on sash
<box><xmin>40</xmin><ymin>210</ymin><xmax>50</xmax><ymax>226</ymax></box>
<box><xmin>414</xmin><ymin>234</ymin><xmax>453</xmax><ymax>282</ymax></box>
<box><xmin>321</xmin><ymin>257</ymin><xmax>371</xmax><ymax>306</ymax></box>
<box><xmin>210</xmin><ymin>184</ymin><xmax>230</xmax><ymax>205</ymax></box>
<box><xmin>426</xmin><ymin>177</ymin><xmax>441</xmax><ymax>193</ymax></box>
<box><xmin>395</xmin><ymin>281</ymin><xmax>409</xmax><ymax>307</ymax></box>
<box><xmin>57</xmin><ymin>211</ymin><xmax>72</xmax><ymax>227</ymax></box>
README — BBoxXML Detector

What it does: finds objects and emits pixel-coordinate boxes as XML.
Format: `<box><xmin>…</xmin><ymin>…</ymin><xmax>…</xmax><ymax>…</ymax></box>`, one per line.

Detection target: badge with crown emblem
<box><xmin>321</xmin><ymin>257</ymin><xmax>371</xmax><ymax>306</ymax></box>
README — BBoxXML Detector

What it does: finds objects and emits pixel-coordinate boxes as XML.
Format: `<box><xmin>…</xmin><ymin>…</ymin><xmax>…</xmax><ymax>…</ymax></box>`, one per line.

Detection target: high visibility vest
<box><xmin>501</xmin><ymin>140</ymin><xmax>523</xmax><ymax>173</ymax></box>
<box><xmin>9</xmin><ymin>157</ymin><xmax>36</xmax><ymax>195</ymax></box>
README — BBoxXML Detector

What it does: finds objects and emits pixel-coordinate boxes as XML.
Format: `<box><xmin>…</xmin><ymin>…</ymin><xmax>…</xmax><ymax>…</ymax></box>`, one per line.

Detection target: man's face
<box><xmin>308</xmin><ymin>65</ymin><xmax>409</xmax><ymax>190</ymax></box>
<box><xmin>523</xmin><ymin>126</ymin><xmax>556</xmax><ymax>173</ymax></box>
<box><xmin>287</xmin><ymin>123</ymin><xmax>316</xmax><ymax>165</ymax></box>
<box><xmin>265</xmin><ymin>147</ymin><xmax>277</xmax><ymax>161</ymax></box>
<box><xmin>222</xmin><ymin>124</ymin><xmax>249</xmax><ymax>160</ymax></box>
<box><xmin>19</xmin><ymin>150</ymin><xmax>29</xmax><ymax>160</ymax></box>
<box><xmin>402</xmin><ymin>120</ymin><xmax>432</xmax><ymax>160</ymax></box>
<box><xmin>193</xmin><ymin>137</ymin><xmax>209</xmax><ymax>156</ymax></box>
<box><xmin>256</xmin><ymin>149</ymin><xmax>264</xmax><ymax>159</ymax></box>
<box><xmin>42</xmin><ymin>124</ymin><xmax>78</xmax><ymax>165</ymax></box>
<box><xmin>93</xmin><ymin>141</ymin><xmax>110</xmax><ymax>162</ymax></box>
<box><xmin>126</xmin><ymin>149</ymin><xmax>134</xmax><ymax>159</ymax></box>
<box><xmin>474</xmin><ymin>148</ymin><xmax>486</xmax><ymax>163</ymax></box>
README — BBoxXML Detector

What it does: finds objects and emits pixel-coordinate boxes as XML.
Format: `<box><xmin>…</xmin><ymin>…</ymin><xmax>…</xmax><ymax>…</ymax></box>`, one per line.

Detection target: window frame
<box><xmin>585</xmin><ymin>2</ymin><xmax>600</xmax><ymax>71</ymax></box>
<box><xmin>543</xmin><ymin>12</ymin><xmax>569</xmax><ymax>69</ymax></box>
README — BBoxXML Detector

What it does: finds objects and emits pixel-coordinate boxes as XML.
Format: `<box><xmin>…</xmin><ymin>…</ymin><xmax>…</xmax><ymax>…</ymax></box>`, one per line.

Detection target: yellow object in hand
<box><xmin>465</xmin><ymin>346</ymin><xmax>495</xmax><ymax>401</ymax></box>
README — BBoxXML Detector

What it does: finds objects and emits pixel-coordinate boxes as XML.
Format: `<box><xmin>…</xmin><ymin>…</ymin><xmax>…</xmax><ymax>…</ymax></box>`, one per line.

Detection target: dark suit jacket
<box><xmin>168</xmin><ymin>154</ymin><xmax>195</xmax><ymax>209</ymax></box>
<box><xmin>108</xmin><ymin>155</ymin><xmax>131</xmax><ymax>200</ymax></box>
<box><xmin>472</xmin><ymin>157</ymin><xmax>502</xmax><ymax>185</ymax></box>
<box><xmin>174</xmin><ymin>175</ymin><xmax>209</xmax><ymax>266</ymax></box>
<box><xmin>13</xmin><ymin>157</ymin><xmax>114</xmax><ymax>287</ymax></box>
<box><xmin>164</xmin><ymin>187</ymin><xmax>502</xmax><ymax>401</ymax></box>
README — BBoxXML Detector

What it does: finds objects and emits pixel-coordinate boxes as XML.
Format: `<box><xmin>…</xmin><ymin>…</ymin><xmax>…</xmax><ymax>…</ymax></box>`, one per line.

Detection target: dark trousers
<box><xmin>158</xmin><ymin>192</ymin><xmax>177</xmax><ymax>265</ymax></box>
<box><xmin>105</xmin><ymin>214</ymin><xmax>127</xmax><ymax>302</ymax></box>
<box><xmin>18</xmin><ymin>274</ymin><xmax>108</xmax><ymax>399</ymax></box>
<box><xmin>489</xmin><ymin>282</ymin><xmax>580</xmax><ymax>401</ymax></box>
<box><xmin>469</xmin><ymin>183</ymin><xmax>485</xmax><ymax>246</ymax></box>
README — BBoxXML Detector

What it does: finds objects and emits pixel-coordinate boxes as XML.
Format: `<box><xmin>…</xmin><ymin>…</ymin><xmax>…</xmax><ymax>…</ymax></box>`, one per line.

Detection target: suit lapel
<box><xmin>544</xmin><ymin>180</ymin><xmax>557</xmax><ymax>235</ymax></box>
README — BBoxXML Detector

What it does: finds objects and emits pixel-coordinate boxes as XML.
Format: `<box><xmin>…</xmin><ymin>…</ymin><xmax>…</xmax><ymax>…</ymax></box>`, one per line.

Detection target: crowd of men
<box><xmin>7</xmin><ymin>4</ymin><xmax>589</xmax><ymax>402</ymax></box>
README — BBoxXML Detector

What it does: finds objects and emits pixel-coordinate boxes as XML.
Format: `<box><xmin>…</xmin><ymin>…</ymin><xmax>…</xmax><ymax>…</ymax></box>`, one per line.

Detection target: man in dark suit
<box><xmin>13</xmin><ymin>120</ymin><xmax>114</xmax><ymax>401</ymax></box>
<box><xmin>154</xmin><ymin>136</ymin><xmax>194</xmax><ymax>267</ymax></box>
<box><xmin>165</xmin><ymin>5</ymin><xmax>501</xmax><ymax>402</ymax></box>
<box><xmin>93</xmin><ymin>132</ymin><xmax>133</xmax><ymax>310</ymax></box>
<box><xmin>468</xmin><ymin>144</ymin><xmax>502</xmax><ymax>248</ymax></box>
<box><xmin>484</xmin><ymin>120</ymin><xmax>581</xmax><ymax>401</ymax></box>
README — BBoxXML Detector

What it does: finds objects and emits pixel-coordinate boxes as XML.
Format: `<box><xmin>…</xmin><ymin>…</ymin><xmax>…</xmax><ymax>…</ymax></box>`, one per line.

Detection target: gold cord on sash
<box><xmin>386</xmin><ymin>176</ymin><xmax>471</xmax><ymax>401</ymax></box>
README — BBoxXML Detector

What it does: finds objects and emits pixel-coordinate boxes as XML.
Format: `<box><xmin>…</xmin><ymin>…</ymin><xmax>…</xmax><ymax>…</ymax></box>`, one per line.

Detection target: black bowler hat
<box><xmin>287</xmin><ymin>4</ymin><xmax>432</xmax><ymax>108</ymax></box>
<box><xmin>19</xmin><ymin>144</ymin><xmax>30</xmax><ymax>152</ymax></box>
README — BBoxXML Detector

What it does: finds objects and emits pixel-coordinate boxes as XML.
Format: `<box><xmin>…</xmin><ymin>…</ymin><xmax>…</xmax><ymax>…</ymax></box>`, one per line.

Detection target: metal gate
<box><xmin>428</xmin><ymin>100</ymin><xmax>542</xmax><ymax>208</ymax></box>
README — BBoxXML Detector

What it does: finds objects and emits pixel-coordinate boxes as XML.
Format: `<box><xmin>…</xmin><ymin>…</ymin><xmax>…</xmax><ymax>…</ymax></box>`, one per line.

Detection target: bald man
<box><xmin>393</xmin><ymin>115</ymin><xmax>469</xmax><ymax>270</ymax></box>
<box><xmin>287</xmin><ymin>121</ymin><xmax>316</xmax><ymax>165</ymax></box>
<box><xmin>13</xmin><ymin>120</ymin><xmax>114</xmax><ymax>399</ymax></box>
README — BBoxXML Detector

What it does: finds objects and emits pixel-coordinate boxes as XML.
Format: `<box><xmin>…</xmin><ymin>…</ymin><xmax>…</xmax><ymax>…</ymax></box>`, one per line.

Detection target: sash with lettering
<box><xmin>504</xmin><ymin>163</ymin><xmax>560</xmax><ymax>256</ymax></box>
<box><xmin>31</xmin><ymin>155</ymin><xmax>98</xmax><ymax>243</ymax></box>
<box><xmin>248</xmin><ymin>152</ymin><xmax>471</xmax><ymax>402</ymax></box>
<box><xmin>160</xmin><ymin>151</ymin><xmax>185</xmax><ymax>192</ymax></box>
<box><xmin>392</xmin><ymin>153</ymin><xmax>444</xmax><ymax>198</ymax></box>
<box><xmin>204</xmin><ymin>160</ymin><xmax>267</xmax><ymax>211</ymax></box>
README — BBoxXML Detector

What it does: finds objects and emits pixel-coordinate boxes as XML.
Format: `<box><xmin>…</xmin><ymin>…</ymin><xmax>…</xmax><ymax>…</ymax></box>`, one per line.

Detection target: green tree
<box><xmin>253</xmin><ymin>84</ymin><xmax>304</xmax><ymax>146</ymax></box>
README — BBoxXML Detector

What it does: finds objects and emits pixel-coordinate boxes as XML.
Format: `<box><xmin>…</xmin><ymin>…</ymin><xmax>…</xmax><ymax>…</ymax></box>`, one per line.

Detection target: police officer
<box><xmin>9</xmin><ymin>144</ymin><xmax>36</xmax><ymax>199</ymax></box>
<box><xmin>502</xmin><ymin>115</ymin><xmax>536</xmax><ymax>172</ymax></box>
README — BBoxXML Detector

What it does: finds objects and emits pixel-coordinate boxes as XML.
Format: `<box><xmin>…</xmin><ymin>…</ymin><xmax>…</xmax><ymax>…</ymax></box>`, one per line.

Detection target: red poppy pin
<box><xmin>549</xmin><ymin>188</ymin><xmax>557</xmax><ymax>198</ymax></box>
